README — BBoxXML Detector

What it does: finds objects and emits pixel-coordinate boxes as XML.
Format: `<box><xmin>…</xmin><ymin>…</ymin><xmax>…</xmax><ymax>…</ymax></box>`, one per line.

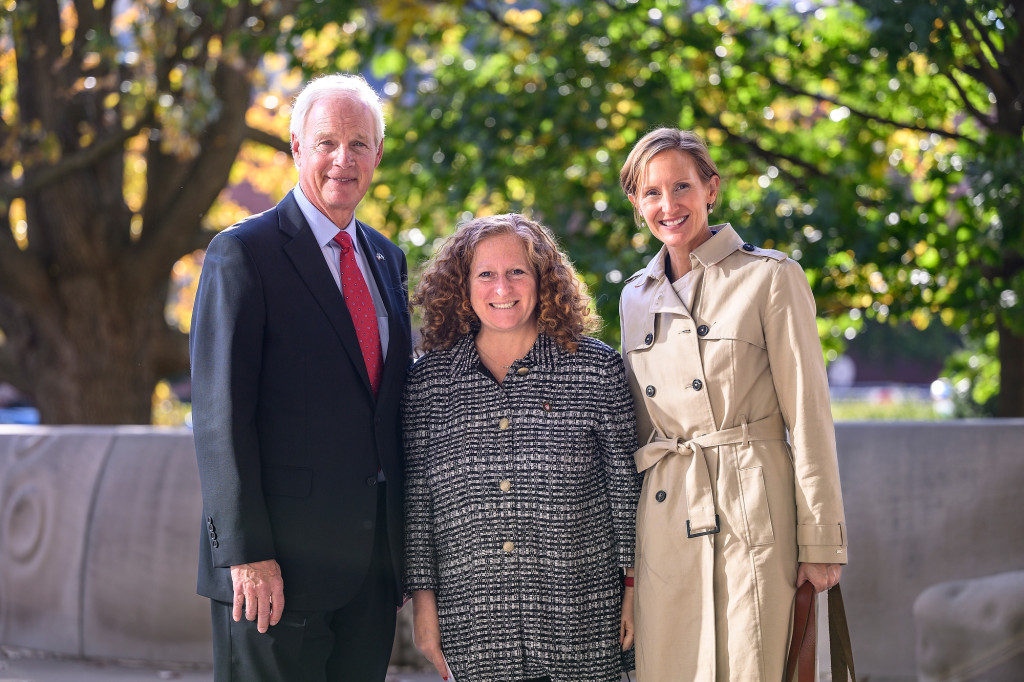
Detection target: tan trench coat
<box><xmin>618</xmin><ymin>225</ymin><xmax>848</xmax><ymax>681</ymax></box>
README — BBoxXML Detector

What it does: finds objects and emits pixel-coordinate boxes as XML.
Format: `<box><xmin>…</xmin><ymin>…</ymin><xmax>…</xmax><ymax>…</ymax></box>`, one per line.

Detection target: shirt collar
<box><xmin>449</xmin><ymin>332</ymin><xmax>562</xmax><ymax>377</ymax></box>
<box><xmin>292</xmin><ymin>184</ymin><xmax>357</xmax><ymax>249</ymax></box>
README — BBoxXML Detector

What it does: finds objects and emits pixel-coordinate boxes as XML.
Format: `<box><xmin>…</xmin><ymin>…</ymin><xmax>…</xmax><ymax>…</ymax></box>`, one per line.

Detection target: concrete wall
<box><xmin>1</xmin><ymin>421</ymin><xmax>1022</xmax><ymax>677</ymax></box>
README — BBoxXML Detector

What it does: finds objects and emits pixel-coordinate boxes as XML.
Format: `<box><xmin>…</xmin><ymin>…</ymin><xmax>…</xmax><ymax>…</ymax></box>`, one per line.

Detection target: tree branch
<box><xmin>946</xmin><ymin>67</ymin><xmax>998</xmax><ymax>130</ymax></box>
<box><xmin>955</xmin><ymin>16</ymin><xmax>1016</xmax><ymax>103</ymax></box>
<box><xmin>245</xmin><ymin>124</ymin><xmax>292</xmax><ymax>153</ymax></box>
<box><xmin>466</xmin><ymin>0</ymin><xmax>537</xmax><ymax>40</ymax></box>
<box><xmin>0</xmin><ymin>116</ymin><xmax>152</xmax><ymax>202</ymax></box>
<box><xmin>771</xmin><ymin>76</ymin><xmax>982</xmax><ymax>146</ymax></box>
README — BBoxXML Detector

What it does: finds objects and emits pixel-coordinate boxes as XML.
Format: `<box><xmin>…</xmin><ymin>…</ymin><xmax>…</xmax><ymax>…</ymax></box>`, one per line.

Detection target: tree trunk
<box><xmin>997</xmin><ymin>321</ymin><xmax>1024</xmax><ymax>418</ymax></box>
<box><xmin>12</xmin><ymin>268</ymin><xmax>176</xmax><ymax>424</ymax></box>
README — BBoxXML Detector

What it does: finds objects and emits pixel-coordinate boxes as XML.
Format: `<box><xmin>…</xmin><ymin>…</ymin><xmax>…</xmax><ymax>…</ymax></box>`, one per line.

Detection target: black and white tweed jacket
<box><xmin>402</xmin><ymin>332</ymin><xmax>641</xmax><ymax>682</ymax></box>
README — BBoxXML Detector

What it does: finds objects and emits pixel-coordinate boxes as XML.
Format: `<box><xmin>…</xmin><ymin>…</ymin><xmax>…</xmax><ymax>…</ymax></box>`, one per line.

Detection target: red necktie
<box><xmin>333</xmin><ymin>231</ymin><xmax>382</xmax><ymax>396</ymax></box>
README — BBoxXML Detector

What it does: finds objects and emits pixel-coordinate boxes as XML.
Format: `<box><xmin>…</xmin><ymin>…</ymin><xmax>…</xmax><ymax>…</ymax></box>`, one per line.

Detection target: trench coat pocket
<box><xmin>738</xmin><ymin>466</ymin><xmax>775</xmax><ymax>546</ymax></box>
<box><xmin>261</xmin><ymin>465</ymin><xmax>313</xmax><ymax>498</ymax></box>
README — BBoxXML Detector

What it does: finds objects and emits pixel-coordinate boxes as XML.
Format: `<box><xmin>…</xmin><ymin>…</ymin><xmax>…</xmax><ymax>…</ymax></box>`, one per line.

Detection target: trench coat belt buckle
<box><xmin>633</xmin><ymin>414</ymin><xmax>788</xmax><ymax>539</ymax></box>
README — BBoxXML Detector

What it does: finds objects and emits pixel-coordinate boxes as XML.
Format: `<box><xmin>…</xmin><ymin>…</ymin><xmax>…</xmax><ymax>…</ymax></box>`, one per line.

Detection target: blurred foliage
<box><xmin>3</xmin><ymin>0</ymin><xmax>1022</xmax><ymax>420</ymax></box>
<box><xmin>831</xmin><ymin>398</ymin><xmax>944</xmax><ymax>421</ymax></box>
<box><xmin>338</xmin><ymin>0</ymin><xmax>1022</xmax><ymax>413</ymax></box>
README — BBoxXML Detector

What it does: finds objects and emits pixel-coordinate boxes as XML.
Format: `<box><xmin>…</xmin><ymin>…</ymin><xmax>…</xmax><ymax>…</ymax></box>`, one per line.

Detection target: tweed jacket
<box><xmin>402</xmin><ymin>333</ymin><xmax>642</xmax><ymax>682</ymax></box>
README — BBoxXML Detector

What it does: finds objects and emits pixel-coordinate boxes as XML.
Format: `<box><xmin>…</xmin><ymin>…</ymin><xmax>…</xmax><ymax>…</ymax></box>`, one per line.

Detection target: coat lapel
<box><xmin>278</xmin><ymin>195</ymin><xmax>375</xmax><ymax>397</ymax></box>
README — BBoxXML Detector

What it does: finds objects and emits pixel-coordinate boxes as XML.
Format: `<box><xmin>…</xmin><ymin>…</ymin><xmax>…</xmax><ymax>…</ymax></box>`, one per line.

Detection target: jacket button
<box><xmin>742</xmin><ymin>242</ymin><xmax>755</xmax><ymax>251</ymax></box>
<box><xmin>211</xmin><ymin>540</ymin><xmax>219</xmax><ymax>548</ymax></box>
<box><xmin>502</xmin><ymin>541</ymin><xmax>515</xmax><ymax>552</ymax></box>
<box><xmin>692</xmin><ymin>379</ymin><xmax>703</xmax><ymax>391</ymax></box>
<box><xmin>499</xmin><ymin>479</ymin><xmax>512</xmax><ymax>492</ymax></box>
<box><xmin>499</xmin><ymin>417</ymin><xmax>510</xmax><ymax>430</ymax></box>
<box><xmin>516</xmin><ymin>367</ymin><xmax>529</xmax><ymax>376</ymax></box>
<box><xmin>365</xmin><ymin>476</ymin><xmax>377</xmax><ymax>487</ymax></box>
<box><xmin>655</xmin><ymin>490</ymin><xmax>667</xmax><ymax>502</ymax></box>
<box><xmin>645</xmin><ymin>385</ymin><xmax>656</xmax><ymax>397</ymax></box>
<box><xmin>697</xmin><ymin>324</ymin><xmax>709</xmax><ymax>336</ymax></box>
<box><xmin>644</xmin><ymin>333</ymin><xmax>653</xmax><ymax>345</ymax></box>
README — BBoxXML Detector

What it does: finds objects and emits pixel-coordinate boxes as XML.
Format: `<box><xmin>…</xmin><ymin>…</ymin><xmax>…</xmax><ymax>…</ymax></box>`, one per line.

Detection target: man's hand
<box><xmin>230</xmin><ymin>559</ymin><xmax>285</xmax><ymax>633</ymax></box>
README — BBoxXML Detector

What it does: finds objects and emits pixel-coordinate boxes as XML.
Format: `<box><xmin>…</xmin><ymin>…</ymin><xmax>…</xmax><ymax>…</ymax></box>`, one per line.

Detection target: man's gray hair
<box><xmin>290</xmin><ymin>73</ymin><xmax>386</xmax><ymax>147</ymax></box>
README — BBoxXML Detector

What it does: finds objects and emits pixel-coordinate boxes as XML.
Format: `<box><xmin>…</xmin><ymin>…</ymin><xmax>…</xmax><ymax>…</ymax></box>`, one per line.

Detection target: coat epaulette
<box><xmin>624</xmin><ymin>269</ymin><xmax>645</xmax><ymax>284</ymax></box>
<box><xmin>737</xmin><ymin>241</ymin><xmax>787</xmax><ymax>262</ymax></box>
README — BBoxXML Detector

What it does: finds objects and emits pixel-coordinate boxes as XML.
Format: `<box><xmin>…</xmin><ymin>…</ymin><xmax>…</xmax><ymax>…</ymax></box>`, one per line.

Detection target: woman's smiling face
<box><xmin>468</xmin><ymin>233</ymin><xmax>539</xmax><ymax>338</ymax></box>
<box><xmin>631</xmin><ymin>149</ymin><xmax>720</xmax><ymax>254</ymax></box>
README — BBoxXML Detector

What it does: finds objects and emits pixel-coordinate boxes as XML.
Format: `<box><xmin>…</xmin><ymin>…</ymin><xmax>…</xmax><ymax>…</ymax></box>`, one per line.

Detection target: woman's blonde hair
<box><xmin>619</xmin><ymin>128</ymin><xmax>720</xmax><ymax>228</ymax></box>
<box><xmin>413</xmin><ymin>213</ymin><xmax>599</xmax><ymax>352</ymax></box>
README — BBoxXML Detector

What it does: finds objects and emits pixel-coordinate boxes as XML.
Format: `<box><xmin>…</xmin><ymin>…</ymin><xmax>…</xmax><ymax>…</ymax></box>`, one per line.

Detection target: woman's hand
<box><xmin>620</xmin><ymin>572</ymin><xmax>635</xmax><ymax>650</ymax></box>
<box><xmin>797</xmin><ymin>562</ymin><xmax>843</xmax><ymax>593</ymax></box>
<box><xmin>411</xmin><ymin>590</ymin><xmax>451</xmax><ymax>680</ymax></box>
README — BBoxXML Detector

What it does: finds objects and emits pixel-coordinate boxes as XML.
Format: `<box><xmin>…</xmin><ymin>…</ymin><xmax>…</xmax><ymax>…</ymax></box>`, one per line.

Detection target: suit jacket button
<box><xmin>697</xmin><ymin>324</ymin><xmax>709</xmax><ymax>336</ymax></box>
<box><xmin>211</xmin><ymin>540</ymin><xmax>219</xmax><ymax>548</ymax></box>
<box><xmin>655</xmin><ymin>490</ymin><xmax>667</xmax><ymax>502</ymax></box>
<box><xmin>645</xmin><ymin>385</ymin><xmax>656</xmax><ymax>397</ymax></box>
<box><xmin>692</xmin><ymin>379</ymin><xmax>703</xmax><ymax>391</ymax></box>
<box><xmin>365</xmin><ymin>476</ymin><xmax>377</xmax><ymax>487</ymax></box>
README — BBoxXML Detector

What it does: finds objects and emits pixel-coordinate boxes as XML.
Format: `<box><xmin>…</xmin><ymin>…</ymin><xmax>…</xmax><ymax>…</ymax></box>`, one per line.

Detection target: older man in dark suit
<box><xmin>190</xmin><ymin>73</ymin><xmax>411</xmax><ymax>681</ymax></box>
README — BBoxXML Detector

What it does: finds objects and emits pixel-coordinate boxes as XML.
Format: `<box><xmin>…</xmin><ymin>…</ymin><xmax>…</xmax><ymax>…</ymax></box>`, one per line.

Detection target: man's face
<box><xmin>291</xmin><ymin>94</ymin><xmax>382</xmax><ymax>227</ymax></box>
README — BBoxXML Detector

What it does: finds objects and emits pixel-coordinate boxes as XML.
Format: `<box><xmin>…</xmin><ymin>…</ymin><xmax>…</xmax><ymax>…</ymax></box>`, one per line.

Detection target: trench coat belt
<box><xmin>634</xmin><ymin>414</ymin><xmax>788</xmax><ymax>537</ymax></box>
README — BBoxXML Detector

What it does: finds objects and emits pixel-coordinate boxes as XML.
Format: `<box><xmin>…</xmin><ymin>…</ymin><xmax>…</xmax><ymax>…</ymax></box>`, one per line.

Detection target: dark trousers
<box><xmin>210</xmin><ymin>485</ymin><xmax>397</xmax><ymax>682</ymax></box>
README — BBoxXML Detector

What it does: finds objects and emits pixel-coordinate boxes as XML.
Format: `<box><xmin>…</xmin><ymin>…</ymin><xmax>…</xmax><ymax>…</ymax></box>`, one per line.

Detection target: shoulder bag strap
<box><xmin>828</xmin><ymin>585</ymin><xmax>857</xmax><ymax>682</ymax></box>
<box><xmin>785</xmin><ymin>581</ymin><xmax>817</xmax><ymax>682</ymax></box>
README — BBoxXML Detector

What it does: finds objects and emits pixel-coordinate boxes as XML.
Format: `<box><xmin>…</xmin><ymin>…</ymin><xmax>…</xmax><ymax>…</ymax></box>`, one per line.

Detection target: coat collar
<box><xmin>636</xmin><ymin>223</ymin><xmax>744</xmax><ymax>288</ymax></box>
<box><xmin>448</xmin><ymin>332</ymin><xmax>561</xmax><ymax>377</ymax></box>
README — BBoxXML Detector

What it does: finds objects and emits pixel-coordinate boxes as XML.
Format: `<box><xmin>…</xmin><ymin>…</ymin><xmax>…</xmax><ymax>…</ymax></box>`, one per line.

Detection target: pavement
<box><xmin>0</xmin><ymin>650</ymin><xmax>441</xmax><ymax>682</ymax></box>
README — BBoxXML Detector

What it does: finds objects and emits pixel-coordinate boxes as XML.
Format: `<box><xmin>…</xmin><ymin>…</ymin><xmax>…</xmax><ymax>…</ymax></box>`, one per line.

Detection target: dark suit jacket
<box><xmin>189</xmin><ymin>191</ymin><xmax>411</xmax><ymax>612</ymax></box>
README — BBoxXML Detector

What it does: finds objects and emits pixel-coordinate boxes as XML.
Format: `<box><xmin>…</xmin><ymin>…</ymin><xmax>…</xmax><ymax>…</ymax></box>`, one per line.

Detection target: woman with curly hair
<box><xmin>402</xmin><ymin>213</ymin><xmax>642</xmax><ymax>682</ymax></box>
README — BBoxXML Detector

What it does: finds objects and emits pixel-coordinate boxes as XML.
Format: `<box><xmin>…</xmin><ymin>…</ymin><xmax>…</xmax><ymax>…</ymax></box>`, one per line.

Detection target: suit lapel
<box><xmin>279</xmin><ymin>195</ymin><xmax>375</xmax><ymax>397</ymax></box>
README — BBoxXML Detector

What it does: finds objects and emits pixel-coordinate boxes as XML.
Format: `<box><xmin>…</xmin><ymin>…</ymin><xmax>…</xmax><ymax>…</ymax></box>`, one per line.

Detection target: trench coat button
<box><xmin>503</xmin><ymin>541</ymin><xmax>515</xmax><ymax>552</ymax></box>
<box><xmin>644</xmin><ymin>333</ymin><xmax>654</xmax><ymax>345</ymax></box>
<box><xmin>655</xmin><ymin>490</ymin><xmax>667</xmax><ymax>502</ymax></box>
<box><xmin>516</xmin><ymin>367</ymin><xmax>529</xmax><ymax>376</ymax></box>
<box><xmin>742</xmin><ymin>242</ymin><xmax>755</xmax><ymax>251</ymax></box>
<box><xmin>645</xmin><ymin>385</ymin><xmax>656</xmax><ymax>397</ymax></box>
<box><xmin>697</xmin><ymin>324</ymin><xmax>709</xmax><ymax>336</ymax></box>
<box><xmin>499</xmin><ymin>479</ymin><xmax>512</xmax><ymax>492</ymax></box>
<box><xmin>365</xmin><ymin>475</ymin><xmax>377</xmax><ymax>487</ymax></box>
<box><xmin>499</xmin><ymin>417</ymin><xmax>510</xmax><ymax>430</ymax></box>
<box><xmin>692</xmin><ymin>379</ymin><xmax>703</xmax><ymax>391</ymax></box>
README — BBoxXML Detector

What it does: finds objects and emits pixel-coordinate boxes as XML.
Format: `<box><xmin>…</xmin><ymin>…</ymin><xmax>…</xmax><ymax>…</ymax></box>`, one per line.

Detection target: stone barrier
<box><xmin>1</xmin><ymin>421</ymin><xmax>1023</xmax><ymax>678</ymax></box>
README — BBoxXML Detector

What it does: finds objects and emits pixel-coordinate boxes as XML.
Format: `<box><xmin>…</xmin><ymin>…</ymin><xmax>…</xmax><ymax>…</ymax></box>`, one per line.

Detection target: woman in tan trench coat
<box><xmin>617</xmin><ymin>128</ymin><xmax>848</xmax><ymax>681</ymax></box>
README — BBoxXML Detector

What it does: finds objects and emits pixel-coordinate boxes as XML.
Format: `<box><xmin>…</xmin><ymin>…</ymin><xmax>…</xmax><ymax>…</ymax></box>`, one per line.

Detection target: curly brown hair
<box><xmin>413</xmin><ymin>213</ymin><xmax>599</xmax><ymax>353</ymax></box>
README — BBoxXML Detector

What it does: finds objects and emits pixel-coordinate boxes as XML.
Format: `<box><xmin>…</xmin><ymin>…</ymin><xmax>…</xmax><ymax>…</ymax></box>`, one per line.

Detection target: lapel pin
<box><xmin>376</xmin><ymin>252</ymin><xmax>385</xmax><ymax>261</ymax></box>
